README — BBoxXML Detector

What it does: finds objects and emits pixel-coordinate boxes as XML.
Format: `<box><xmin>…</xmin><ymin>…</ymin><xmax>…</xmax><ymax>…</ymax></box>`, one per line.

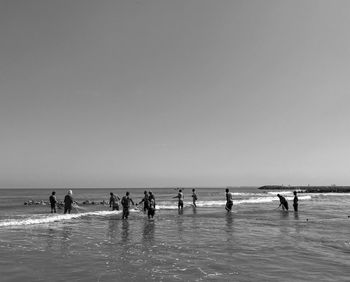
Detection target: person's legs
<box><xmin>122</xmin><ymin>208</ymin><xmax>126</xmax><ymax>219</ymax></box>
<box><xmin>225</xmin><ymin>201</ymin><xmax>233</xmax><ymax>212</ymax></box>
<box><xmin>122</xmin><ymin>208</ymin><xmax>129</xmax><ymax>219</ymax></box>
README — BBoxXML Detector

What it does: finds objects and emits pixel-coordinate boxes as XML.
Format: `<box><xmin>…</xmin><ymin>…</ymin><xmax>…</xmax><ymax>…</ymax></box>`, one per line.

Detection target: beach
<box><xmin>0</xmin><ymin>187</ymin><xmax>349</xmax><ymax>281</ymax></box>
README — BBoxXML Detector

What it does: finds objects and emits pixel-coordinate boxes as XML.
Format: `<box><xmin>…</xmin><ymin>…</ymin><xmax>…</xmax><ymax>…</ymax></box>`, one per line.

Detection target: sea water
<box><xmin>0</xmin><ymin>187</ymin><xmax>349</xmax><ymax>282</ymax></box>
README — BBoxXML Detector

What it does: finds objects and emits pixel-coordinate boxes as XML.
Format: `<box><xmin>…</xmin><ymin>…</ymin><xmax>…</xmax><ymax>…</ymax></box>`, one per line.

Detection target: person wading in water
<box><xmin>121</xmin><ymin>192</ymin><xmax>135</xmax><ymax>219</ymax></box>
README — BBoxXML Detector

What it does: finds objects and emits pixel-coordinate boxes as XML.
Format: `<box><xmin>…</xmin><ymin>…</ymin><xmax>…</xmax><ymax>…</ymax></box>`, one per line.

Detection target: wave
<box><xmin>309</xmin><ymin>193</ymin><xmax>350</xmax><ymax>197</ymax></box>
<box><xmin>267</xmin><ymin>191</ymin><xmax>294</xmax><ymax>196</ymax></box>
<box><xmin>0</xmin><ymin>210</ymin><xmax>123</xmax><ymax>227</ymax></box>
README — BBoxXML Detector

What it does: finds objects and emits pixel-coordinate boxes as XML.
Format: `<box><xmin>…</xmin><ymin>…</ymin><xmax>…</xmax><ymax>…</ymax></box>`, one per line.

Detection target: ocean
<box><xmin>0</xmin><ymin>187</ymin><xmax>349</xmax><ymax>282</ymax></box>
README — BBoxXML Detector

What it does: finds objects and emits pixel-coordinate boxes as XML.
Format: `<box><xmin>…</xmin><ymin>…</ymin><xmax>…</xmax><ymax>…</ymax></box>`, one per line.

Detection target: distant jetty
<box><xmin>258</xmin><ymin>185</ymin><xmax>350</xmax><ymax>193</ymax></box>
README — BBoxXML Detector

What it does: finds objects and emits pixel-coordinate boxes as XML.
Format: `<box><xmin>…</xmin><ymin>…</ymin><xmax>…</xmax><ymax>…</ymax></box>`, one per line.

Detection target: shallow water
<box><xmin>1</xmin><ymin>188</ymin><xmax>350</xmax><ymax>281</ymax></box>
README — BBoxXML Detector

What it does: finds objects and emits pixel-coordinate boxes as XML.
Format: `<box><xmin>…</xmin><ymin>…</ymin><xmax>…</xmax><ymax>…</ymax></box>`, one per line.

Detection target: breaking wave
<box><xmin>0</xmin><ymin>210</ymin><xmax>123</xmax><ymax>227</ymax></box>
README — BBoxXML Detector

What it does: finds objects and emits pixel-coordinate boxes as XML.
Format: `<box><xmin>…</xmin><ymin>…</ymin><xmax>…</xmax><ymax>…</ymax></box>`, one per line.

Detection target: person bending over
<box><xmin>277</xmin><ymin>194</ymin><xmax>289</xmax><ymax>211</ymax></box>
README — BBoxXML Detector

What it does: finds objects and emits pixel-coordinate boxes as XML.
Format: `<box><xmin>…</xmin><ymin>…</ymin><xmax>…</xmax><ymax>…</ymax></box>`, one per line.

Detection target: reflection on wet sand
<box><xmin>279</xmin><ymin>210</ymin><xmax>289</xmax><ymax>220</ymax></box>
<box><xmin>121</xmin><ymin>220</ymin><xmax>130</xmax><ymax>243</ymax></box>
<box><xmin>177</xmin><ymin>216</ymin><xmax>184</xmax><ymax>241</ymax></box>
<box><xmin>142</xmin><ymin>219</ymin><xmax>155</xmax><ymax>248</ymax></box>
<box><xmin>192</xmin><ymin>206</ymin><xmax>197</xmax><ymax>215</ymax></box>
<box><xmin>278</xmin><ymin>211</ymin><xmax>290</xmax><ymax>236</ymax></box>
<box><xmin>225</xmin><ymin>212</ymin><xmax>233</xmax><ymax>231</ymax></box>
<box><xmin>46</xmin><ymin>228</ymin><xmax>56</xmax><ymax>250</ymax></box>
<box><xmin>60</xmin><ymin>226</ymin><xmax>73</xmax><ymax>255</ymax></box>
<box><xmin>225</xmin><ymin>212</ymin><xmax>235</xmax><ymax>245</ymax></box>
<box><xmin>107</xmin><ymin>218</ymin><xmax>120</xmax><ymax>242</ymax></box>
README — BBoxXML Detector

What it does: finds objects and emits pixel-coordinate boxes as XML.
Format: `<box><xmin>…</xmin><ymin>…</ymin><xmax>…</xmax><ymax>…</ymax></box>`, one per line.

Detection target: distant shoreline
<box><xmin>258</xmin><ymin>185</ymin><xmax>350</xmax><ymax>193</ymax></box>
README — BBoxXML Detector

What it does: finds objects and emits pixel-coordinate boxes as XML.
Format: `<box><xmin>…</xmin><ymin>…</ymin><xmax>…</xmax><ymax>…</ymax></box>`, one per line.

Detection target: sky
<box><xmin>1</xmin><ymin>0</ymin><xmax>350</xmax><ymax>188</ymax></box>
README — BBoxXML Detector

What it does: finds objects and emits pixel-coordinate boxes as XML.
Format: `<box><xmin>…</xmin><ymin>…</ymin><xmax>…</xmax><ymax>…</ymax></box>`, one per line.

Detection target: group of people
<box><xmin>49</xmin><ymin>188</ymin><xmax>299</xmax><ymax>219</ymax></box>
<box><xmin>277</xmin><ymin>191</ymin><xmax>299</xmax><ymax>211</ymax></box>
<box><xmin>225</xmin><ymin>188</ymin><xmax>299</xmax><ymax>212</ymax></box>
<box><xmin>109</xmin><ymin>190</ymin><xmax>156</xmax><ymax>219</ymax></box>
<box><xmin>49</xmin><ymin>190</ymin><xmax>74</xmax><ymax>214</ymax></box>
<box><xmin>49</xmin><ymin>190</ymin><xmax>156</xmax><ymax>219</ymax></box>
<box><xmin>173</xmin><ymin>188</ymin><xmax>198</xmax><ymax>210</ymax></box>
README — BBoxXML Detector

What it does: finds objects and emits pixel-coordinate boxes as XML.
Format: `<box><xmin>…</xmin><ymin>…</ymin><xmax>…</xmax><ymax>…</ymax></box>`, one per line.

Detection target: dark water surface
<box><xmin>1</xmin><ymin>188</ymin><xmax>349</xmax><ymax>281</ymax></box>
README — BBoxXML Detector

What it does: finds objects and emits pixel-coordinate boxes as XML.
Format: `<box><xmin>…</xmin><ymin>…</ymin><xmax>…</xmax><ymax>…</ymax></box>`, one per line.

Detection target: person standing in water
<box><xmin>293</xmin><ymin>191</ymin><xmax>298</xmax><ymax>212</ymax></box>
<box><xmin>49</xmin><ymin>191</ymin><xmax>57</xmax><ymax>213</ymax></box>
<box><xmin>148</xmin><ymin>195</ymin><xmax>156</xmax><ymax>219</ymax></box>
<box><xmin>138</xmin><ymin>190</ymin><xmax>149</xmax><ymax>213</ymax></box>
<box><xmin>225</xmin><ymin>188</ymin><xmax>233</xmax><ymax>212</ymax></box>
<box><xmin>173</xmin><ymin>189</ymin><xmax>184</xmax><ymax>210</ymax></box>
<box><xmin>148</xmin><ymin>191</ymin><xmax>155</xmax><ymax>205</ymax></box>
<box><xmin>192</xmin><ymin>188</ymin><xmax>197</xmax><ymax>207</ymax></box>
<box><xmin>109</xmin><ymin>192</ymin><xmax>120</xmax><ymax>211</ymax></box>
<box><xmin>121</xmin><ymin>192</ymin><xmax>135</xmax><ymax>219</ymax></box>
<box><xmin>277</xmin><ymin>194</ymin><xmax>289</xmax><ymax>211</ymax></box>
<box><xmin>64</xmin><ymin>190</ymin><xmax>74</xmax><ymax>214</ymax></box>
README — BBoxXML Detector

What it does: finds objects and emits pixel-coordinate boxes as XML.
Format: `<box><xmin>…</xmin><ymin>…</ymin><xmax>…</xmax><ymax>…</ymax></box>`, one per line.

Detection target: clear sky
<box><xmin>1</xmin><ymin>0</ymin><xmax>350</xmax><ymax>188</ymax></box>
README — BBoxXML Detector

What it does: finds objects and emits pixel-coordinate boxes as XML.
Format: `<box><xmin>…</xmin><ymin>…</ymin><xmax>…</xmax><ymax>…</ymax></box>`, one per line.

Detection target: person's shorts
<box><xmin>112</xmin><ymin>204</ymin><xmax>119</xmax><ymax>211</ymax></box>
<box><xmin>148</xmin><ymin>208</ymin><xmax>155</xmax><ymax>217</ymax></box>
<box><xmin>122</xmin><ymin>207</ymin><xmax>129</xmax><ymax>218</ymax></box>
<box><xmin>64</xmin><ymin>207</ymin><xmax>72</xmax><ymax>214</ymax></box>
<box><xmin>178</xmin><ymin>200</ymin><xmax>184</xmax><ymax>209</ymax></box>
<box><xmin>225</xmin><ymin>201</ymin><xmax>233</xmax><ymax>211</ymax></box>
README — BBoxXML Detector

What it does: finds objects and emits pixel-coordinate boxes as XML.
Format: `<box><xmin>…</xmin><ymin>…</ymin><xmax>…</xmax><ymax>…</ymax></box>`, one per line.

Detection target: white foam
<box><xmin>267</xmin><ymin>191</ymin><xmax>294</xmax><ymax>196</ymax></box>
<box><xmin>0</xmin><ymin>210</ymin><xmax>121</xmax><ymax>227</ymax></box>
<box><xmin>311</xmin><ymin>193</ymin><xmax>350</xmax><ymax>197</ymax></box>
<box><xmin>231</xmin><ymin>192</ymin><xmax>258</xmax><ymax>196</ymax></box>
<box><xmin>156</xmin><ymin>204</ymin><xmax>180</xmax><ymax>210</ymax></box>
<box><xmin>235</xmin><ymin>195</ymin><xmax>311</xmax><ymax>204</ymax></box>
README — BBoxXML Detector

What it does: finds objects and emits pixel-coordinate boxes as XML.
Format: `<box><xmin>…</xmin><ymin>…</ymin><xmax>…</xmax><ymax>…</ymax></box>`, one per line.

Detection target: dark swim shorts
<box><xmin>225</xmin><ymin>201</ymin><xmax>233</xmax><ymax>211</ymax></box>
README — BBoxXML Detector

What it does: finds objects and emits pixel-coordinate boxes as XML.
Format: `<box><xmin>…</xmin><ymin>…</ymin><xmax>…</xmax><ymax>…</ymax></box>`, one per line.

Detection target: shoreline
<box><xmin>258</xmin><ymin>185</ymin><xmax>350</xmax><ymax>193</ymax></box>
